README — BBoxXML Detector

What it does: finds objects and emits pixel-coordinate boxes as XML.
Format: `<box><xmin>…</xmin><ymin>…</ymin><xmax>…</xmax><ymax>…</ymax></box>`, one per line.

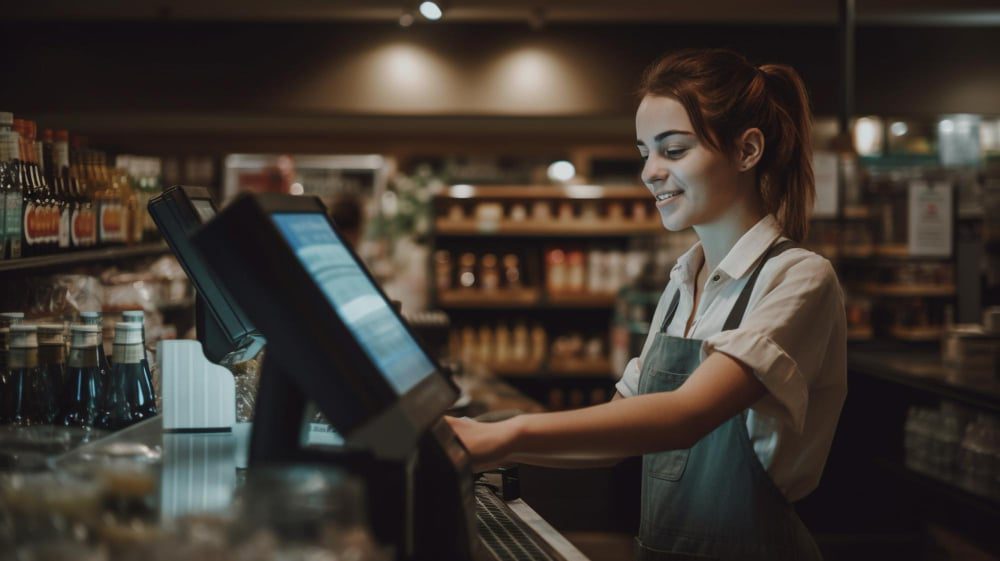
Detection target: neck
<box><xmin>693</xmin><ymin>203</ymin><xmax>766</xmax><ymax>272</ymax></box>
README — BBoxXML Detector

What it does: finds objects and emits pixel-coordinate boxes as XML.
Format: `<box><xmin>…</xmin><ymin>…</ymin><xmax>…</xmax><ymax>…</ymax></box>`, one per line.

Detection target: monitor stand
<box><xmin>249</xmin><ymin>354</ymin><xmax>479</xmax><ymax>561</ymax></box>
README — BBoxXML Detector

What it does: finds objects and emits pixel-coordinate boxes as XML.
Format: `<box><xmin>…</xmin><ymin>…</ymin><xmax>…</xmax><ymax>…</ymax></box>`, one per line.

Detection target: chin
<box><xmin>657</xmin><ymin>208</ymin><xmax>693</xmax><ymax>232</ymax></box>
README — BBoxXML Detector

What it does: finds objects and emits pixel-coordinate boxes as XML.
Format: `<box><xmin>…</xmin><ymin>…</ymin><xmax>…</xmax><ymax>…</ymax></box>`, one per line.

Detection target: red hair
<box><xmin>638</xmin><ymin>49</ymin><xmax>814</xmax><ymax>242</ymax></box>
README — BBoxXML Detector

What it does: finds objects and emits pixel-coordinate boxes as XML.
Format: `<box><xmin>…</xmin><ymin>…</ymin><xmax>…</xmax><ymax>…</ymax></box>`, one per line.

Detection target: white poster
<box><xmin>812</xmin><ymin>151</ymin><xmax>839</xmax><ymax>218</ymax></box>
<box><xmin>908</xmin><ymin>180</ymin><xmax>953</xmax><ymax>257</ymax></box>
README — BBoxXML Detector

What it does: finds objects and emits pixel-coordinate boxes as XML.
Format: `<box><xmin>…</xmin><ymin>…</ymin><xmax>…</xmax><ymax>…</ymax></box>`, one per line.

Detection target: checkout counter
<box><xmin>0</xmin><ymin>188</ymin><xmax>589</xmax><ymax>561</ymax></box>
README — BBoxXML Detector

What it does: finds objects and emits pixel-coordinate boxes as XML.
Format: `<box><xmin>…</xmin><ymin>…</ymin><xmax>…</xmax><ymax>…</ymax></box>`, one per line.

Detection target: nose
<box><xmin>641</xmin><ymin>155</ymin><xmax>667</xmax><ymax>187</ymax></box>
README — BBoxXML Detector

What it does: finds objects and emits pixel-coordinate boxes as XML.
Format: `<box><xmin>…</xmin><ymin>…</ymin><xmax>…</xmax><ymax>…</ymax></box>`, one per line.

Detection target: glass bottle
<box><xmin>35</xmin><ymin>125</ymin><xmax>56</xmax><ymax>253</ymax></box>
<box><xmin>0</xmin><ymin>112</ymin><xmax>11</xmax><ymax>261</ymax></box>
<box><xmin>4</xmin><ymin>123</ymin><xmax>24</xmax><ymax>259</ymax></box>
<box><xmin>0</xmin><ymin>314</ymin><xmax>23</xmax><ymax>406</ymax></box>
<box><xmin>78</xmin><ymin>311</ymin><xmax>111</xmax><ymax>368</ymax></box>
<box><xmin>121</xmin><ymin>310</ymin><xmax>156</xmax><ymax>407</ymax></box>
<box><xmin>5</xmin><ymin>325</ymin><xmax>57</xmax><ymax>426</ymax></box>
<box><xmin>19</xmin><ymin>120</ymin><xmax>44</xmax><ymax>257</ymax></box>
<box><xmin>53</xmin><ymin>130</ymin><xmax>73</xmax><ymax>252</ymax></box>
<box><xmin>37</xmin><ymin>324</ymin><xmax>67</xmax><ymax>413</ymax></box>
<box><xmin>61</xmin><ymin>324</ymin><xmax>103</xmax><ymax>428</ymax></box>
<box><xmin>113</xmin><ymin>321</ymin><xmax>157</xmax><ymax>424</ymax></box>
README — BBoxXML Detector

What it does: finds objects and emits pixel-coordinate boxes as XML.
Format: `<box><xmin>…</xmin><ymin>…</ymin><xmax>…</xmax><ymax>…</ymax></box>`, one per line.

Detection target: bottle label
<box><xmin>23</xmin><ymin>201</ymin><xmax>41</xmax><ymax>247</ymax></box>
<box><xmin>70</xmin><ymin>206</ymin><xmax>81</xmax><ymax>247</ymax></box>
<box><xmin>59</xmin><ymin>206</ymin><xmax>71</xmax><ymax>248</ymax></box>
<box><xmin>99</xmin><ymin>202</ymin><xmax>123</xmax><ymax>243</ymax></box>
<box><xmin>113</xmin><ymin>343</ymin><xmax>144</xmax><ymax>364</ymax></box>
<box><xmin>72</xmin><ymin>206</ymin><xmax>97</xmax><ymax>246</ymax></box>
<box><xmin>5</xmin><ymin>191</ymin><xmax>21</xmax><ymax>238</ymax></box>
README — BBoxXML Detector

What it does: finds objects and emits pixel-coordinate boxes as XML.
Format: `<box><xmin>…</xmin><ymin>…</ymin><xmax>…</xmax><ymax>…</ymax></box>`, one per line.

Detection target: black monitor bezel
<box><xmin>148</xmin><ymin>185</ymin><xmax>260</xmax><ymax>356</ymax></box>
<box><xmin>191</xmin><ymin>193</ymin><xmax>458</xmax><ymax>444</ymax></box>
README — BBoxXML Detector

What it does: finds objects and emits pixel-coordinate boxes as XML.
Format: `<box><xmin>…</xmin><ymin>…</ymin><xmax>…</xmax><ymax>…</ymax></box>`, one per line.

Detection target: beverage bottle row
<box><xmin>0</xmin><ymin>111</ymin><xmax>163</xmax><ymax>261</ymax></box>
<box><xmin>0</xmin><ymin>310</ymin><xmax>157</xmax><ymax>431</ymax></box>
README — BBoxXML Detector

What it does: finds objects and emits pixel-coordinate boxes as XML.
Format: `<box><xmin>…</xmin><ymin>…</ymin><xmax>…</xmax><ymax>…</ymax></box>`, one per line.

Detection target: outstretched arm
<box><xmin>447</xmin><ymin>351</ymin><xmax>766</xmax><ymax>471</ymax></box>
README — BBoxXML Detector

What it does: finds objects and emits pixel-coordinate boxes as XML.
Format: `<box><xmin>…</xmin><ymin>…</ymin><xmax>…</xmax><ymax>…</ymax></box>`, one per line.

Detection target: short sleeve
<box><xmin>702</xmin><ymin>255</ymin><xmax>843</xmax><ymax>434</ymax></box>
<box><xmin>614</xmin><ymin>281</ymin><xmax>677</xmax><ymax>398</ymax></box>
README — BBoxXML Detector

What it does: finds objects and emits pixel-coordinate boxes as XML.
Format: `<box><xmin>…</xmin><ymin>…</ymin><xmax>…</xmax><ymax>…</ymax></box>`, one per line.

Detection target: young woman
<box><xmin>447</xmin><ymin>49</ymin><xmax>847</xmax><ymax>561</ymax></box>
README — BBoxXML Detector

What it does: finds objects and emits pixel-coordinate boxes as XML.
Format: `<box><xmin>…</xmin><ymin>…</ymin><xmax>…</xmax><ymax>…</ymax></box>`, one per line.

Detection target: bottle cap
<box><xmin>79</xmin><ymin>311</ymin><xmax>102</xmax><ymax>325</ymax></box>
<box><xmin>0</xmin><ymin>112</ymin><xmax>12</xmax><ymax>127</ymax></box>
<box><xmin>69</xmin><ymin>324</ymin><xmax>101</xmax><ymax>349</ymax></box>
<box><xmin>9</xmin><ymin>324</ymin><xmax>39</xmax><ymax>349</ymax></box>
<box><xmin>37</xmin><ymin>324</ymin><xmax>66</xmax><ymax>346</ymax></box>
<box><xmin>114</xmin><ymin>322</ymin><xmax>143</xmax><ymax>345</ymax></box>
<box><xmin>0</xmin><ymin>312</ymin><xmax>25</xmax><ymax>328</ymax></box>
<box><xmin>55</xmin><ymin>130</ymin><xmax>69</xmax><ymax>142</ymax></box>
<box><xmin>121</xmin><ymin>310</ymin><xmax>145</xmax><ymax>323</ymax></box>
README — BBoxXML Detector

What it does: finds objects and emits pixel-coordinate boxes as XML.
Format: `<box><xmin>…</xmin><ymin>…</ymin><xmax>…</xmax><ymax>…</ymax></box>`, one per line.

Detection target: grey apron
<box><xmin>635</xmin><ymin>240</ymin><xmax>822</xmax><ymax>561</ymax></box>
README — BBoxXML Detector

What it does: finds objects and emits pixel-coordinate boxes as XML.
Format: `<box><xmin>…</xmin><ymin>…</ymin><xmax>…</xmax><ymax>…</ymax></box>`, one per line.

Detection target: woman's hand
<box><xmin>445</xmin><ymin>415</ymin><xmax>522</xmax><ymax>472</ymax></box>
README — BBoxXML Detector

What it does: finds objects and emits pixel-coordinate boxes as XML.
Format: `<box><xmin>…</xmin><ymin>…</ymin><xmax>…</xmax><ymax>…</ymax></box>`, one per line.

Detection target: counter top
<box><xmin>848</xmin><ymin>346</ymin><xmax>1000</xmax><ymax>413</ymax></box>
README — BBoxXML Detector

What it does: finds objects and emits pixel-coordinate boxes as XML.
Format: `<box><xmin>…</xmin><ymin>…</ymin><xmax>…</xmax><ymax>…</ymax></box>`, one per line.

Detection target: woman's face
<box><xmin>636</xmin><ymin>95</ymin><xmax>745</xmax><ymax>232</ymax></box>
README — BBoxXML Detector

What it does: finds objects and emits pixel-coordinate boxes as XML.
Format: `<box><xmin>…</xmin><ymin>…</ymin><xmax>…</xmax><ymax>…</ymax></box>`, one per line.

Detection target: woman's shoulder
<box><xmin>763</xmin><ymin>243</ymin><xmax>841</xmax><ymax>293</ymax></box>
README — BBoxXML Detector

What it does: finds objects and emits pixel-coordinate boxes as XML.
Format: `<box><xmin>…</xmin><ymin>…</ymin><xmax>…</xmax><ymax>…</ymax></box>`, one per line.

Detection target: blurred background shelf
<box><xmin>0</xmin><ymin>243</ymin><xmax>168</xmax><ymax>274</ymax></box>
<box><xmin>434</xmin><ymin>219</ymin><xmax>664</xmax><ymax>237</ymax></box>
<box><xmin>437</xmin><ymin>288</ymin><xmax>541</xmax><ymax>308</ymax></box>
<box><xmin>862</xmin><ymin>284</ymin><xmax>955</xmax><ymax>297</ymax></box>
<box><xmin>548</xmin><ymin>357</ymin><xmax>614</xmax><ymax>378</ymax></box>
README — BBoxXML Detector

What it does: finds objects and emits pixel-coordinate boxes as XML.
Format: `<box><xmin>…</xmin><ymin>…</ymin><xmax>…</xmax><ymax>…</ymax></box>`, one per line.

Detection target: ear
<box><xmin>735</xmin><ymin>128</ymin><xmax>765</xmax><ymax>172</ymax></box>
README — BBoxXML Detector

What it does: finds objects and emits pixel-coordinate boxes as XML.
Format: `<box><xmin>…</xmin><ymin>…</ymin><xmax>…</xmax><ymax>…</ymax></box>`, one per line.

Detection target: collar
<box><xmin>716</xmin><ymin>214</ymin><xmax>783</xmax><ymax>280</ymax></box>
<box><xmin>669</xmin><ymin>215</ymin><xmax>783</xmax><ymax>286</ymax></box>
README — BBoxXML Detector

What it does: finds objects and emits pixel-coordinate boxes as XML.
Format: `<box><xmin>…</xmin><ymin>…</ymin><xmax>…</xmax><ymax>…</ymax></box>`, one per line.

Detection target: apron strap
<box><xmin>658</xmin><ymin>290</ymin><xmax>682</xmax><ymax>333</ymax></box>
<box><xmin>658</xmin><ymin>239</ymin><xmax>796</xmax><ymax>335</ymax></box>
<box><xmin>721</xmin><ymin>239</ymin><xmax>796</xmax><ymax>332</ymax></box>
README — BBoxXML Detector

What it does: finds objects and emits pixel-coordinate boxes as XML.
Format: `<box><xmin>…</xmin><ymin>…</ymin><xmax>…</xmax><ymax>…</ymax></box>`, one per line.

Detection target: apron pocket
<box><xmin>645</xmin><ymin>448</ymin><xmax>691</xmax><ymax>481</ymax></box>
<box><xmin>634</xmin><ymin>537</ymin><xmax>720</xmax><ymax>561</ymax></box>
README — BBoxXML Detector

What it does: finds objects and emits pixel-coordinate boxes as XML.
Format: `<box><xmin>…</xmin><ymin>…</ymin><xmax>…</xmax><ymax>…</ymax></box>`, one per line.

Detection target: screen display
<box><xmin>272</xmin><ymin>213</ymin><xmax>435</xmax><ymax>395</ymax></box>
<box><xmin>191</xmin><ymin>199</ymin><xmax>216</xmax><ymax>223</ymax></box>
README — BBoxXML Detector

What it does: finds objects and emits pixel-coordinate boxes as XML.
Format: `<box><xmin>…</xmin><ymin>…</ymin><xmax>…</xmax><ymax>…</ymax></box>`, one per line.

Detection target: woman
<box><xmin>447</xmin><ymin>48</ymin><xmax>847</xmax><ymax>561</ymax></box>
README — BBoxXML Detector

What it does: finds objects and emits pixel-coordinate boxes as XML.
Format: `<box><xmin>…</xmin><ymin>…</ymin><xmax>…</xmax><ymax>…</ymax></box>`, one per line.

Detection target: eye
<box><xmin>638</xmin><ymin>152</ymin><xmax>649</xmax><ymax>162</ymax></box>
<box><xmin>663</xmin><ymin>147</ymin><xmax>688</xmax><ymax>159</ymax></box>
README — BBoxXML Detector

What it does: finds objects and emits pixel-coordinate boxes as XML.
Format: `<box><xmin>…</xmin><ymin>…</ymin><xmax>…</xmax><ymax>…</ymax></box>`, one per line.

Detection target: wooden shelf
<box><xmin>874</xmin><ymin>457</ymin><xmax>1000</xmax><ymax>516</ymax></box>
<box><xmin>489</xmin><ymin>360</ymin><xmax>545</xmax><ymax>377</ymax></box>
<box><xmin>849</xmin><ymin>348</ymin><xmax>1000</xmax><ymax>413</ymax></box>
<box><xmin>863</xmin><ymin>284</ymin><xmax>955</xmax><ymax>297</ymax></box>
<box><xmin>437</xmin><ymin>288</ymin><xmax>541</xmax><ymax>308</ymax></box>
<box><xmin>0</xmin><ymin>243</ymin><xmax>169</xmax><ymax>274</ymax></box>
<box><xmin>434</xmin><ymin>218</ymin><xmax>663</xmax><ymax>237</ymax></box>
<box><xmin>847</xmin><ymin>326</ymin><xmax>875</xmax><ymax>341</ymax></box>
<box><xmin>435</xmin><ymin>185</ymin><xmax>650</xmax><ymax>200</ymax></box>
<box><xmin>889</xmin><ymin>325</ymin><xmax>944</xmax><ymax>342</ymax></box>
<box><xmin>548</xmin><ymin>357</ymin><xmax>614</xmax><ymax>378</ymax></box>
<box><xmin>546</xmin><ymin>293</ymin><xmax>618</xmax><ymax>308</ymax></box>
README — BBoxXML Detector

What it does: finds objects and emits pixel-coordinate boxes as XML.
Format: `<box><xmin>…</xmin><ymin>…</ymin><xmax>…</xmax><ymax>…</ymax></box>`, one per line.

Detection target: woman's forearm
<box><xmin>506</xmin><ymin>451</ymin><xmax>626</xmax><ymax>469</ymax></box>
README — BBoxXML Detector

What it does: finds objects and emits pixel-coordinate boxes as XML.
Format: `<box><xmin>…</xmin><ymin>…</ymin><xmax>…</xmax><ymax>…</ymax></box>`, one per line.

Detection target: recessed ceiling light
<box><xmin>419</xmin><ymin>1</ymin><xmax>442</xmax><ymax>21</ymax></box>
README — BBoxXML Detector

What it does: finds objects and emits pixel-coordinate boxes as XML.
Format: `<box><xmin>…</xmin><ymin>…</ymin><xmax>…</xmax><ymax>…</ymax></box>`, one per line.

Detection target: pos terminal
<box><xmin>189</xmin><ymin>193</ymin><xmax>481</xmax><ymax>560</ymax></box>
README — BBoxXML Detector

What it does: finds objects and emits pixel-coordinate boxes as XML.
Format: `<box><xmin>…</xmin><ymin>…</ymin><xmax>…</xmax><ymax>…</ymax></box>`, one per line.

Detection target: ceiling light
<box><xmin>547</xmin><ymin>160</ymin><xmax>576</xmax><ymax>183</ymax></box>
<box><xmin>419</xmin><ymin>1</ymin><xmax>442</xmax><ymax>21</ymax></box>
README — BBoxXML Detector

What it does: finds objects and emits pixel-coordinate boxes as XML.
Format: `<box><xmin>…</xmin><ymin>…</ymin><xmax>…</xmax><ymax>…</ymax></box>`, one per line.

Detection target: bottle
<box><xmin>0</xmin><ymin>112</ymin><xmax>11</xmax><ymax>260</ymax></box>
<box><xmin>121</xmin><ymin>309</ymin><xmax>156</xmax><ymax>407</ymax></box>
<box><xmin>2</xmin><ymin>122</ymin><xmax>24</xmax><ymax>259</ymax></box>
<box><xmin>5</xmin><ymin>325</ymin><xmax>58</xmax><ymax>425</ymax></box>
<box><xmin>19</xmin><ymin>120</ymin><xmax>43</xmax><ymax>257</ymax></box>
<box><xmin>102</xmin><ymin>322</ymin><xmax>158</xmax><ymax>430</ymax></box>
<box><xmin>69</xmin><ymin>141</ymin><xmax>96</xmax><ymax>249</ymax></box>
<box><xmin>36</xmin><ymin>126</ymin><xmax>57</xmax><ymax>253</ymax></box>
<box><xmin>61</xmin><ymin>324</ymin><xmax>104</xmax><ymax>428</ymax></box>
<box><xmin>53</xmin><ymin>130</ymin><xmax>73</xmax><ymax>251</ymax></box>
<box><xmin>96</xmin><ymin>151</ymin><xmax>124</xmax><ymax>246</ymax></box>
<box><xmin>79</xmin><ymin>311</ymin><xmax>112</xmax><ymax>371</ymax></box>
<box><xmin>37</xmin><ymin>324</ymin><xmax>67</xmax><ymax>414</ymax></box>
<box><xmin>0</xmin><ymin>314</ymin><xmax>24</xmax><ymax>393</ymax></box>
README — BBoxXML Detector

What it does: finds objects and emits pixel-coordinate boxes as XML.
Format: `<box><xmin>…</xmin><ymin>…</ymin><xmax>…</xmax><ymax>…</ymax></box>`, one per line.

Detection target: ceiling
<box><xmin>5</xmin><ymin>0</ymin><xmax>1000</xmax><ymax>26</ymax></box>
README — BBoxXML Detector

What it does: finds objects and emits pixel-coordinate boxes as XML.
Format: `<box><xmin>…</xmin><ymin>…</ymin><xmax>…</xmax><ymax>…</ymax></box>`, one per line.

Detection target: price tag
<box><xmin>908</xmin><ymin>180</ymin><xmax>952</xmax><ymax>257</ymax></box>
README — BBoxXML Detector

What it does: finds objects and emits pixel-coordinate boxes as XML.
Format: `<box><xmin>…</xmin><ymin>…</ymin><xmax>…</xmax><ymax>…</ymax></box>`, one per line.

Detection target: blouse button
<box><xmin>712</xmin><ymin>274</ymin><xmax>721</xmax><ymax>282</ymax></box>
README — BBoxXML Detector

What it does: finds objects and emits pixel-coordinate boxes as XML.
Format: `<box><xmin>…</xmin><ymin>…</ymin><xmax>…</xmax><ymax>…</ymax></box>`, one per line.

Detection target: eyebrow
<box><xmin>636</xmin><ymin>129</ymin><xmax>695</xmax><ymax>147</ymax></box>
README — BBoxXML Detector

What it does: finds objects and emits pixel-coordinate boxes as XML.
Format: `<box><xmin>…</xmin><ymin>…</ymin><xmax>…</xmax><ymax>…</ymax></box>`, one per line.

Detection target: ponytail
<box><xmin>638</xmin><ymin>50</ymin><xmax>815</xmax><ymax>242</ymax></box>
<box><xmin>756</xmin><ymin>64</ymin><xmax>814</xmax><ymax>242</ymax></box>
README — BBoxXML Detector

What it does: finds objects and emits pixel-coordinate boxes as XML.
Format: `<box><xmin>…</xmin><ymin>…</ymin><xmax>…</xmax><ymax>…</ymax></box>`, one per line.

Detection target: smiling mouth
<box><xmin>655</xmin><ymin>190</ymin><xmax>683</xmax><ymax>202</ymax></box>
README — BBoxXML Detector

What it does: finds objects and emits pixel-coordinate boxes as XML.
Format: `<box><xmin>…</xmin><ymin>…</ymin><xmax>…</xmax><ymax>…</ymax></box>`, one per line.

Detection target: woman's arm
<box><xmin>447</xmin><ymin>352</ymin><xmax>766</xmax><ymax>471</ymax></box>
